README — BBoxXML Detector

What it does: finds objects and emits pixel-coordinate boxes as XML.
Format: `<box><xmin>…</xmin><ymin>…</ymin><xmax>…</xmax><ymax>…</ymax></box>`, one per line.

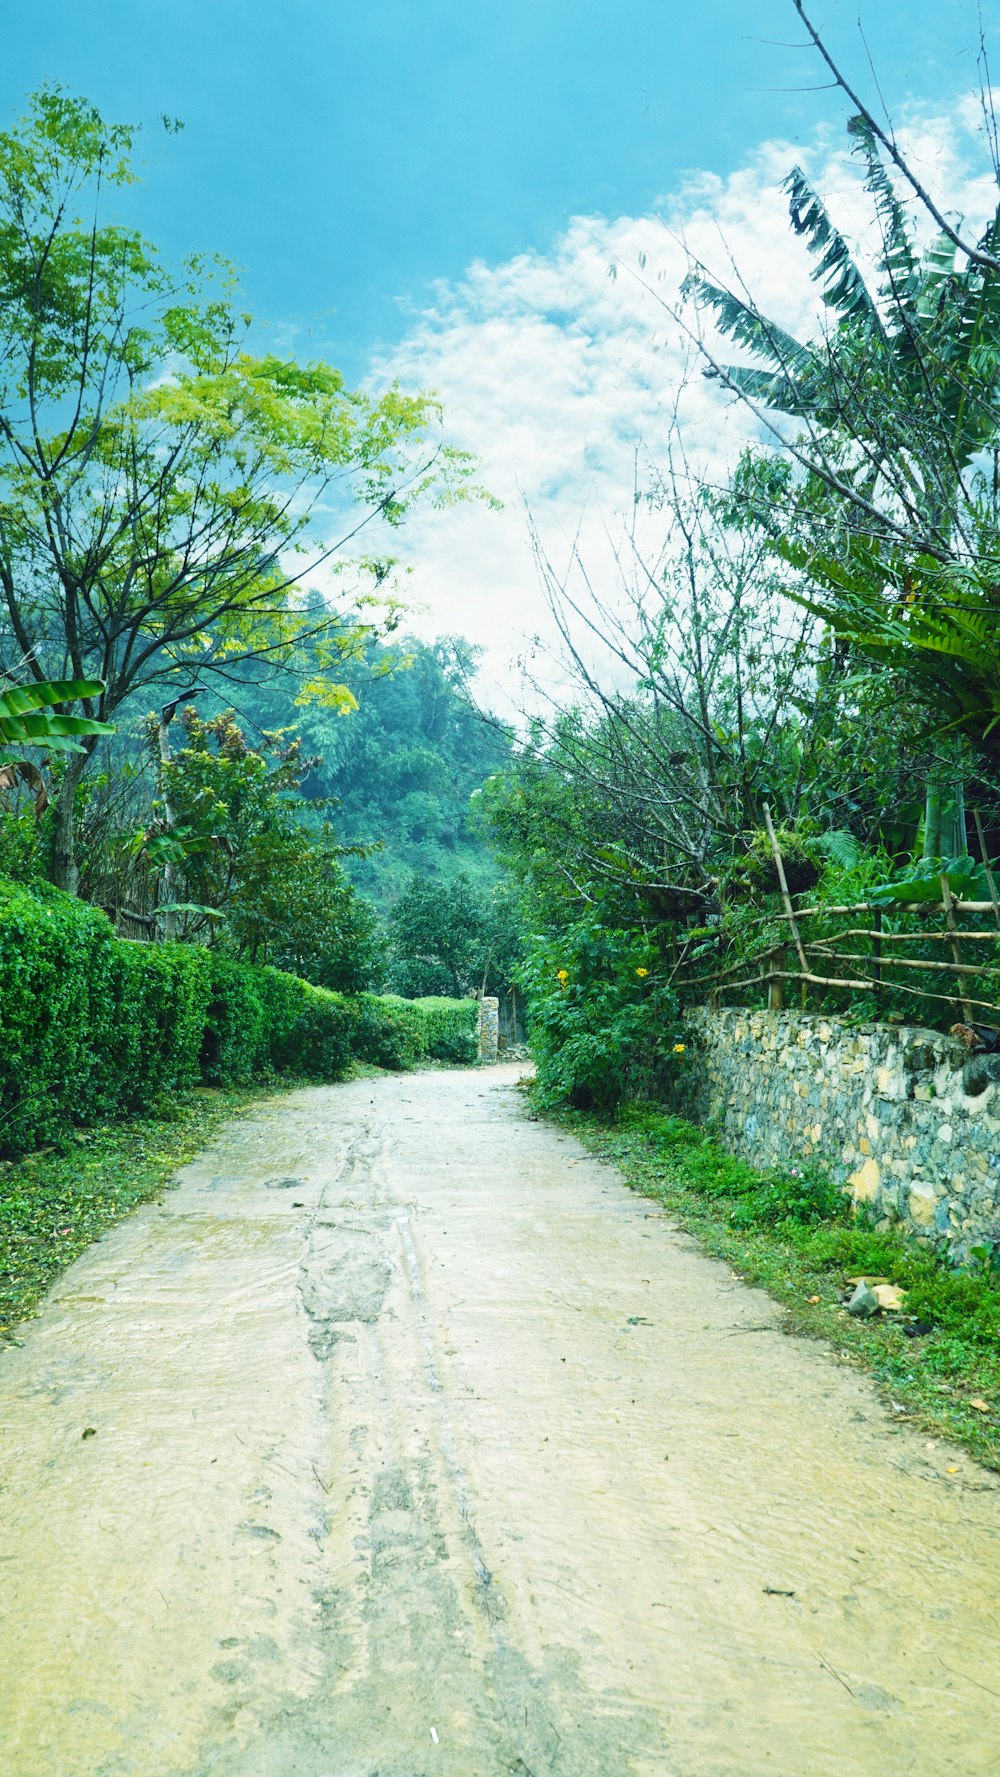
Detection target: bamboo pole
<box><xmin>815</xmin><ymin>926</ymin><xmax>1000</xmax><ymax>946</ymax></box>
<box><xmin>973</xmin><ymin>809</ymin><xmax>1000</xmax><ymax>935</ymax></box>
<box><xmin>806</xmin><ymin>945</ymin><xmax>990</xmax><ymax>978</ymax></box>
<box><xmin>940</xmin><ymin>873</ymin><xmax>974</xmax><ymax>1023</ymax></box>
<box><xmin>762</xmin><ymin>805</ymin><xmax>809</xmax><ymax>977</ymax></box>
<box><xmin>769</xmin><ymin>970</ymin><xmax>1000</xmax><ymax>1019</ymax></box>
<box><xmin>767</xmin><ymin>946</ymin><xmax>787</xmax><ymax>1010</ymax></box>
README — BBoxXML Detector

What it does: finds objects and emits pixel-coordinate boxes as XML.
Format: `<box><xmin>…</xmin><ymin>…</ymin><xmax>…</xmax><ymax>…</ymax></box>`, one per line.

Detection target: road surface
<box><xmin>1</xmin><ymin>1065</ymin><xmax>998</xmax><ymax>1775</ymax></box>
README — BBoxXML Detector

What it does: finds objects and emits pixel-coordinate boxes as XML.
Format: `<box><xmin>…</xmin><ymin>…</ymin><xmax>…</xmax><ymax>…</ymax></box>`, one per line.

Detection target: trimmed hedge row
<box><xmin>0</xmin><ymin>880</ymin><xmax>478</xmax><ymax>1158</ymax></box>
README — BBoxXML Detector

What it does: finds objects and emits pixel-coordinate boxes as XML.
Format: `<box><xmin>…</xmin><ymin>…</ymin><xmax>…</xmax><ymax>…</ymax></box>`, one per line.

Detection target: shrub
<box><xmin>200</xmin><ymin>957</ymin><xmax>267</xmax><ymax>1083</ymax></box>
<box><xmin>0</xmin><ymin>877</ymin><xmax>479</xmax><ymax>1158</ymax></box>
<box><xmin>110</xmin><ymin>942</ymin><xmax>214</xmax><ymax>1106</ymax></box>
<box><xmin>524</xmin><ymin>912</ymin><xmax>681</xmax><ymax>1111</ymax></box>
<box><xmin>273</xmin><ymin>984</ymin><xmax>356</xmax><ymax>1079</ymax></box>
<box><xmin>413</xmin><ymin>996</ymin><xmax>479</xmax><ymax>1063</ymax></box>
<box><xmin>0</xmin><ymin>879</ymin><xmax>120</xmax><ymax>1150</ymax></box>
<box><xmin>352</xmin><ymin>994</ymin><xmax>427</xmax><ymax>1070</ymax></box>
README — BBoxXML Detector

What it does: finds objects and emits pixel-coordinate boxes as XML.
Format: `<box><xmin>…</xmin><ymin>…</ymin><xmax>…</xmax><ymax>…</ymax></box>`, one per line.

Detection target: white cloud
<box><xmin>364</xmin><ymin>98</ymin><xmax>996</xmax><ymax>712</ymax></box>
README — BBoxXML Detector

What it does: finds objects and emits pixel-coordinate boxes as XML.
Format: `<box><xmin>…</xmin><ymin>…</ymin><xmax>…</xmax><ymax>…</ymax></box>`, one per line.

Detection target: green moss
<box><xmin>554</xmin><ymin>1101</ymin><xmax>1000</xmax><ymax>1471</ymax></box>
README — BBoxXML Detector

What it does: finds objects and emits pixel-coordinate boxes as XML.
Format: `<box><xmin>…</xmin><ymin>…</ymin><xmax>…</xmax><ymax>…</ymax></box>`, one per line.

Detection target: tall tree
<box><xmin>0</xmin><ymin>90</ymin><xmax>476</xmax><ymax>890</ymax></box>
<box><xmin>682</xmin><ymin>24</ymin><xmax>1000</xmax><ymax>781</ymax></box>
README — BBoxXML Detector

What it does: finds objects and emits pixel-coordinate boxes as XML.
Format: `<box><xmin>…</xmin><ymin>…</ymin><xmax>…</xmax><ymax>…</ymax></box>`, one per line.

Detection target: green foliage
<box><xmin>147</xmin><ymin>708</ymin><xmax>382</xmax><ymax>990</ymax></box>
<box><xmin>0</xmin><ymin>876</ymin><xmax>475</xmax><ymax>1156</ymax></box>
<box><xmin>0</xmin><ymin>677</ymin><xmax>114</xmax><ymax>762</ymax></box>
<box><xmin>351</xmin><ymin>993</ymin><xmax>479</xmax><ymax>1069</ymax></box>
<box><xmin>111</xmin><ymin>942</ymin><xmax>214</xmax><ymax>1101</ymax></box>
<box><xmin>412</xmin><ymin>996</ymin><xmax>480</xmax><ymax>1064</ymax></box>
<box><xmin>386</xmin><ymin>868</ymin><xmax>521</xmax><ymax>999</ymax></box>
<box><xmin>619</xmin><ymin>1107</ymin><xmax>849</xmax><ymax>1227</ymax></box>
<box><xmin>223</xmin><ymin>634</ymin><xmax>512</xmax><ymax>908</ymax></box>
<box><xmin>866</xmin><ymin>852</ymin><xmax>998</xmax><ymax>905</ymax></box>
<box><xmin>524</xmin><ymin>912</ymin><xmax>680</xmax><ymax>1111</ymax></box>
<box><xmin>0</xmin><ymin>879</ymin><xmax>122</xmax><ymax>1149</ymax></box>
<box><xmin>690</xmin><ymin>114</ymin><xmax>1000</xmax><ymax>769</ymax></box>
<box><xmin>0</xmin><ymin>90</ymin><xmax>480</xmax><ymax>890</ymax></box>
<box><xmin>352</xmin><ymin>993</ymin><xmax>427</xmax><ymax>1070</ymax></box>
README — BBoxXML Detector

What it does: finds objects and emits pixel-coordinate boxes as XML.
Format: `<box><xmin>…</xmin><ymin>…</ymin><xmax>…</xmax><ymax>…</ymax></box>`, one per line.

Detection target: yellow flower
<box><xmin>673</xmin><ymin>1043</ymin><xmax>686</xmax><ymax>1054</ymax></box>
<box><xmin>556</xmin><ymin>968</ymin><xmax>569</xmax><ymax>984</ymax></box>
<box><xmin>635</xmin><ymin>967</ymin><xmax>649</xmax><ymax>978</ymax></box>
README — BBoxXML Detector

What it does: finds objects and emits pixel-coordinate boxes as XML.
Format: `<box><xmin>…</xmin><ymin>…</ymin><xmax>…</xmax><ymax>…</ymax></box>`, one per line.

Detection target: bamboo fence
<box><xmin>674</xmin><ymin>807</ymin><xmax>1000</xmax><ymax>1032</ymax></box>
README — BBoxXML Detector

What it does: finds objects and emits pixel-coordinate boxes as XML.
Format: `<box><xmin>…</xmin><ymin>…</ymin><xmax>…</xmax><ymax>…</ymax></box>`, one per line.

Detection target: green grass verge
<box><xmin>0</xmin><ymin>1082</ymin><xmax>288</xmax><ymax>1345</ymax></box>
<box><xmin>553</xmin><ymin>1100</ymin><xmax>1000</xmax><ymax>1472</ymax></box>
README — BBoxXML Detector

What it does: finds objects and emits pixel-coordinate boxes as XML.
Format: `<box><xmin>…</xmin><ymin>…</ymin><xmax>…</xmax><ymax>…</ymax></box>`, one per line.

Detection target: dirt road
<box><xmin>1</xmin><ymin>1066</ymin><xmax>998</xmax><ymax>1776</ymax></box>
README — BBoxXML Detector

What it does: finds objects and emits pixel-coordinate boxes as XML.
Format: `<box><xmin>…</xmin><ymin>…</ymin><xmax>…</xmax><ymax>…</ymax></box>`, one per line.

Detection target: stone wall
<box><xmin>667</xmin><ymin>1007</ymin><xmax>1000</xmax><ymax>1259</ymax></box>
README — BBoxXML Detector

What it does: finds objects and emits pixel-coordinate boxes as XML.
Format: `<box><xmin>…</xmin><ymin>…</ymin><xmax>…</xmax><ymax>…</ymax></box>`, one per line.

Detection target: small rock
<box><xmin>846</xmin><ymin>1281</ymin><xmax>879</xmax><ymax>1319</ymax></box>
<box><xmin>873</xmin><ymin>1284</ymin><xmax>905</xmax><ymax>1313</ymax></box>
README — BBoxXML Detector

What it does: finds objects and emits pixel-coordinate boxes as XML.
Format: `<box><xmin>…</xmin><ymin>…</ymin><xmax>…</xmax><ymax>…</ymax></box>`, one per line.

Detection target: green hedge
<box><xmin>411</xmin><ymin>997</ymin><xmax>480</xmax><ymax>1064</ymax></box>
<box><xmin>0</xmin><ymin>880</ymin><xmax>478</xmax><ymax>1158</ymax></box>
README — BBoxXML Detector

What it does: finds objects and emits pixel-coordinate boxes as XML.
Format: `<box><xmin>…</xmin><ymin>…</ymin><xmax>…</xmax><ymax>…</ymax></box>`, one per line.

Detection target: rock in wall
<box><xmin>665</xmin><ymin>1008</ymin><xmax>1000</xmax><ymax>1260</ymax></box>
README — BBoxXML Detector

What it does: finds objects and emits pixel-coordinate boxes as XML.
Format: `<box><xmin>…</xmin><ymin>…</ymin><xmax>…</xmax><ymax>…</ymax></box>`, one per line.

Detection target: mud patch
<box><xmin>298</xmin><ymin>1222</ymin><xmax>393</xmax><ymax>1358</ymax></box>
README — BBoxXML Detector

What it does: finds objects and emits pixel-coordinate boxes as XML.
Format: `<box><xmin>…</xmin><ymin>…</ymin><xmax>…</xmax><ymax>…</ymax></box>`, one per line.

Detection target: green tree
<box><xmin>686</xmin><ymin>112</ymin><xmax>1000</xmax><ymax>785</ymax></box>
<box><xmin>387</xmin><ymin>869</ymin><xmax>520</xmax><ymax>1000</ymax></box>
<box><xmin>146</xmin><ymin>708</ymin><xmax>380</xmax><ymax>990</ymax></box>
<box><xmin>224</xmin><ymin>633</ymin><xmax>512</xmax><ymax>905</ymax></box>
<box><xmin>0</xmin><ymin>89</ymin><xmax>476</xmax><ymax>891</ymax></box>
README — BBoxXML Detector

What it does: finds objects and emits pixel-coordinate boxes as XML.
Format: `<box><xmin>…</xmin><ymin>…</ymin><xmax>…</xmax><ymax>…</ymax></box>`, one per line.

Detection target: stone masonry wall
<box><xmin>666</xmin><ymin>1007</ymin><xmax>1000</xmax><ymax>1260</ymax></box>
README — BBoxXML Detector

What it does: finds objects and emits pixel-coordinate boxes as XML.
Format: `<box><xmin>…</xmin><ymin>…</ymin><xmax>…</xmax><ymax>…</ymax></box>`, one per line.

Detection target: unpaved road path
<box><xmin>1</xmin><ymin>1067</ymin><xmax>999</xmax><ymax>1777</ymax></box>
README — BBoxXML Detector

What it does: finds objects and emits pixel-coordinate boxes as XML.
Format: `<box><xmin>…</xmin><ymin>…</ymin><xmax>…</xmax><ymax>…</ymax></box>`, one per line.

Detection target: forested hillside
<box><xmin>221</xmin><ymin>634</ymin><xmax>511</xmax><ymax>906</ymax></box>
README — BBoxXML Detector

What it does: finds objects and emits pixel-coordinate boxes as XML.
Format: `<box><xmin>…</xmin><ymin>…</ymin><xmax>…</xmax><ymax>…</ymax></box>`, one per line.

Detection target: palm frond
<box><xmin>783</xmin><ymin>166</ymin><xmax>882</xmax><ymax>331</ymax></box>
<box><xmin>847</xmin><ymin>116</ymin><xmax>916</xmax><ymax>302</ymax></box>
<box><xmin>682</xmin><ymin>272</ymin><xmax>816</xmax><ymax>377</ymax></box>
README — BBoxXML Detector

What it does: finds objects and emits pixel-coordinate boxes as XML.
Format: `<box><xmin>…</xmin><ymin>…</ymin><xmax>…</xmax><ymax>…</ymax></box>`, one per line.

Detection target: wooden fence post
<box><xmin>940</xmin><ymin>874</ymin><xmax>974</xmax><ymax>1025</ymax></box>
<box><xmin>763</xmin><ymin>804</ymin><xmax>809</xmax><ymax>1004</ymax></box>
<box><xmin>768</xmin><ymin>946</ymin><xmax>787</xmax><ymax>1011</ymax></box>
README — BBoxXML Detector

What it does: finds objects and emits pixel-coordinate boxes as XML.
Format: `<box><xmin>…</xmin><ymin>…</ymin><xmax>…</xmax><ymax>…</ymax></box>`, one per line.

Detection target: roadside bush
<box><xmin>272</xmin><ymin>983</ymin><xmax>356</xmax><ymax>1079</ymax></box>
<box><xmin>200</xmin><ymin>957</ymin><xmax>267</xmax><ymax>1082</ymax></box>
<box><xmin>0</xmin><ymin>878</ymin><xmax>477</xmax><ymax>1157</ymax></box>
<box><xmin>413</xmin><ymin>996</ymin><xmax>479</xmax><ymax>1063</ymax></box>
<box><xmin>0</xmin><ymin>879</ymin><xmax>120</xmax><ymax>1150</ymax></box>
<box><xmin>524</xmin><ymin>912</ymin><xmax>681</xmax><ymax>1111</ymax></box>
<box><xmin>353</xmin><ymin>994</ymin><xmax>427</xmax><ymax>1070</ymax></box>
<box><xmin>111</xmin><ymin>942</ymin><xmax>214</xmax><ymax>1105</ymax></box>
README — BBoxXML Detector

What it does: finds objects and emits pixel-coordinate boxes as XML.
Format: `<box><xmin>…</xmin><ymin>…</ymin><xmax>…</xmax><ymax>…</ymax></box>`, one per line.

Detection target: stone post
<box><xmin>478</xmin><ymin>996</ymin><xmax>499</xmax><ymax>1063</ymax></box>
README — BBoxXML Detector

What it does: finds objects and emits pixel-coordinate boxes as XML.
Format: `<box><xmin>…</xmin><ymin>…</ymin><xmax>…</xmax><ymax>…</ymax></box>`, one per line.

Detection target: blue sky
<box><xmin>2</xmin><ymin>1</ymin><xmax>988</xmax><ymax>372</ymax></box>
<box><xmin>2</xmin><ymin>1</ymin><xmax>997</xmax><ymax>689</ymax></box>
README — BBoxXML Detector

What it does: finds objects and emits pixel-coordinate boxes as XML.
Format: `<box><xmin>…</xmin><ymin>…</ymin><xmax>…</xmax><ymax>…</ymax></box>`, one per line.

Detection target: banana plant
<box><xmin>0</xmin><ymin>678</ymin><xmax>115</xmax><ymax>762</ymax></box>
<box><xmin>687</xmin><ymin>114</ymin><xmax>1000</xmax><ymax>786</ymax></box>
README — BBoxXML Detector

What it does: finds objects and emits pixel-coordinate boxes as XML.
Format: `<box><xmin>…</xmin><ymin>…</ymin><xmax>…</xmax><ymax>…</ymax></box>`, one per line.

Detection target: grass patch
<box><xmin>554</xmin><ymin>1100</ymin><xmax>1000</xmax><ymax>1472</ymax></box>
<box><xmin>0</xmin><ymin>1081</ymin><xmax>287</xmax><ymax>1344</ymax></box>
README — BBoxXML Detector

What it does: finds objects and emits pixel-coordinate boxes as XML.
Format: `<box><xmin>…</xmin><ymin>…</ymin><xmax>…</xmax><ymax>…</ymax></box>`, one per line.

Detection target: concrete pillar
<box><xmin>478</xmin><ymin>996</ymin><xmax>499</xmax><ymax>1063</ymax></box>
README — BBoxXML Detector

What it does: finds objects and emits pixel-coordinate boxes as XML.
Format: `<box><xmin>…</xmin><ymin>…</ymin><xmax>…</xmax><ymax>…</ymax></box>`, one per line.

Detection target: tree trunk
<box><xmin>157</xmin><ymin>713</ymin><xmax>178</xmax><ymax>940</ymax></box>
<box><xmin>50</xmin><ymin>750</ymin><xmax>90</xmax><ymax>894</ymax></box>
